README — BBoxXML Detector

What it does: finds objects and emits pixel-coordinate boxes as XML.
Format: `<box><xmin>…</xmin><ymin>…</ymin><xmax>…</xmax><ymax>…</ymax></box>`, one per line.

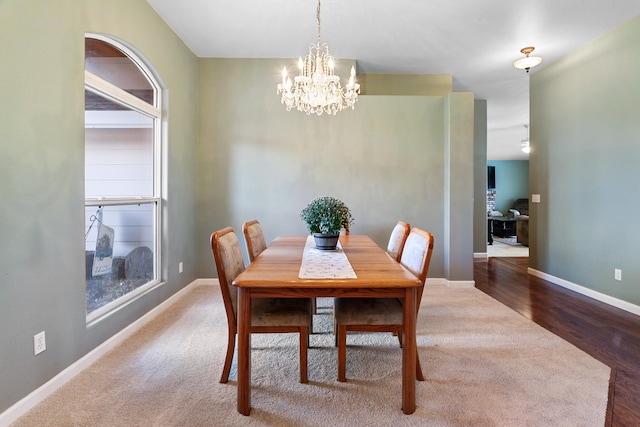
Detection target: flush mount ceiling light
<box><xmin>513</xmin><ymin>47</ymin><xmax>543</xmax><ymax>73</ymax></box>
<box><xmin>276</xmin><ymin>0</ymin><xmax>360</xmax><ymax>115</ymax></box>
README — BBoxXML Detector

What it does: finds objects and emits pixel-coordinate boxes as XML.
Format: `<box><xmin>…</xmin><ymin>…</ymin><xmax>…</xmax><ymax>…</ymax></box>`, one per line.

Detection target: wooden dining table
<box><xmin>232</xmin><ymin>234</ymin><xmax>422</xmax><ymax>415</ymax></box>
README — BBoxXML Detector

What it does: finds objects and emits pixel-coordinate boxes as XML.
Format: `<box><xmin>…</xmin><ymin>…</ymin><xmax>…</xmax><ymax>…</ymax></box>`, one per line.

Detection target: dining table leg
<box><xmin>237</xmin><ymin>288</ymin><xmax>251</xmax><ymax>415</ymax></box>
<box><xmin>402</xmin><ymin>286</ymin><xmax>417</xmax><ymax>414</ymax></box>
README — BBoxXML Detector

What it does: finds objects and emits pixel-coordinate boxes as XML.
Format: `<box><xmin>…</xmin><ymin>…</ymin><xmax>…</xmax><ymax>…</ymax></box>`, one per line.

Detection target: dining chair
<box><xmin>334</xmin><ymin>227</ymin><xmax>434</xmax><ymax>382</ymax></box>
<box><xmin>384</xmin><ymin>221</ymin><xmax>411</xmax><ymax>341</ymax></box>
<box><xmin>332</xmin><ymin>220</ymin><xmax>410</xmax><ymax>337</ymax></box>
<box><xmin>242</xmin><ymin>219</ymin><xmax>267</xmax><ymax>263</ymax></box>
<box><xmin>211</xmin><ymin>227</ymin><xmax>312</xmax><ymax>383</ymax></box>
<box><xmin>386</xmin><ymin>220</ymin><xmax>411</xmax><ymax>262</ymax></box>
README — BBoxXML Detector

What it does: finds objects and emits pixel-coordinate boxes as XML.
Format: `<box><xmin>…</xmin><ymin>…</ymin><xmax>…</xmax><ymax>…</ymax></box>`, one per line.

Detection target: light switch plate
<box><xmin>532</xmin><ymin>194</ymin><xmax>541</xmax><ymax>203</ymax></box>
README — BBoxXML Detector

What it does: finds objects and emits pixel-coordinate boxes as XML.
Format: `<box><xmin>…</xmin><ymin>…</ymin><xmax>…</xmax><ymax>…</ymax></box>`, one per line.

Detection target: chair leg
<box><xmin>220</xmin><ymin>329</ymin><xmax>236</xmax><ymax>383</ymax></box>
<box><xmin>400</xmin><ymin>330</ymin><xmax>423</xmax><ymax>380</ymax></box>
<box><xmin>309</xmin><ymin>298</ymin><xmax>316</xmax><ymax>334</ymax></box>
<box><xmin>299</xmin><ymin>326</ymin><xmax>309</xmax><ymax>383</ymax></box>
<box><xmin>337</xmin><ymin>324</ymin><xmax>347</xmax><ymax>382</ymax></box>
<box><xmin>416</xmin><ymin>353</ymin><xmax>425</xmax><ymax>381</ymax></box>
<box><xmin>333</xmin><ymin>310</ymin><xmax>338</xmax><ymax>347</ymax></box>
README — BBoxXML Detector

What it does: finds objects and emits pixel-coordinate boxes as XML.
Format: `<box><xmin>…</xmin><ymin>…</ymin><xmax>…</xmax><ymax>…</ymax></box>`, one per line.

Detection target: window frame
<box><xmin>84</xmin><ymin>33</ymin><xmax>163</xmax><ymax>324</ymax></box>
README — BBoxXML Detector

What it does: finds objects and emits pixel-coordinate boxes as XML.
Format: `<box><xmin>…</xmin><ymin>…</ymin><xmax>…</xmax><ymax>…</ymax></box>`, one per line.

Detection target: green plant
<box><xmin>300</xmin><ymin>196</ymin><xmax>354</xmax><ymax>235</ymax></box>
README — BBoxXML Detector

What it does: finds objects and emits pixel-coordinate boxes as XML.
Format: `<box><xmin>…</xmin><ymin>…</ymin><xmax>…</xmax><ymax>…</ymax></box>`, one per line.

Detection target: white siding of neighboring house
<box><xmin>85</xmin><ymin>127</ymin><xmax>154</xmax><ymax>257</ymax></box>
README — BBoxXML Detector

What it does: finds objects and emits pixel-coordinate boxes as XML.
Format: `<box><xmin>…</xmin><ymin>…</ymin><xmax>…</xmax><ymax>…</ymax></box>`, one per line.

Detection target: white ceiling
<box><xmin>146</xmin><ymin>0</ymin><xmax>640</xmax><ymax>160</ymax></box>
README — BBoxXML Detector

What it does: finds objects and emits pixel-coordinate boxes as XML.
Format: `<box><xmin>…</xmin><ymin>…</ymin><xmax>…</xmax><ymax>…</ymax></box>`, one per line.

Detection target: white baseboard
<box><xmin>3</xmin><ymin>276</ymin><xmax>476</xmax><ymax>426</ymax></box>
<box><xmin>426</xmin><ymin>278</ymin><xmax>475</xmax><ymax>288</ymax></box>
<box><xmin>528</xmin><ymin>268</ymin><xmax>640</xmax><ymax>316</ymax></box>
<box><xmin>0</xmin><ymin>279</ymin><xmax>205</xmax><ymax>427</ymax></box>
<box><xmin>445</xmin><ymin>280</ymin><xmax>475</xmax><ymax>288</ymax></box>
<box><xmin>474</xmin><ymin>252</ymin><xmax>488</xmax><ymax>260</ymax></box>
<box><xmin>197</xmin><ymin>278</ymin><xmax>216</xmax><ymax>286</ymax></box>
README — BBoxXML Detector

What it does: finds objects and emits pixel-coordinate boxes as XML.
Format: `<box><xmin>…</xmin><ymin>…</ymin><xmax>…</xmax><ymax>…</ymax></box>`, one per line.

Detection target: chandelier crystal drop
<box><xmin>277</xmin><ymin>0</ymin><xmax>360</xmax><ymax>115</ymax></box>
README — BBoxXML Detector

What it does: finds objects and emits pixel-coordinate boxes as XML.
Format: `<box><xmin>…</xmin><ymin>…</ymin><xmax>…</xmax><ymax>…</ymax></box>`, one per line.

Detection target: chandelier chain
<box><xmin>317</xmin><ymin>0</ymin><xmax>321</xmax><ymax>47</ymax></box>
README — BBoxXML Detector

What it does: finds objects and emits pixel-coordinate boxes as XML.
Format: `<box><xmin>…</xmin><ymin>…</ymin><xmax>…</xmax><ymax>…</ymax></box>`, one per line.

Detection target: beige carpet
<box><xmin>12</xmin><ymin>285</ymin><xmax>609</xmax><ymax>427</ymax></box>
<box><xmin>488</xmin><ymin>236</ymin><xmax>529</xmax><ymax>257</ymax></box>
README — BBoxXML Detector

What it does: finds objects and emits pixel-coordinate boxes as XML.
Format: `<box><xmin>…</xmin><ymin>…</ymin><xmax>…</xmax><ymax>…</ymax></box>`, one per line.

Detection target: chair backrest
<box><xmin>386</xmin><ymin>221</ymin><xmax>411</xmax><ymax>262</ymax></box>
<box><xmin>399</xmin><ymin>227</ymin><xmax>434</xmax><ymax>306</ymax></box>
<box><xmin>211</xmin><ymin>227</ymin><xmax>245</xmax><ymax>325</ymax></box>
<box><xmin>242</xmin><ymin>219</ymin><xmax>267</xmax><ymax>263</ymax></box>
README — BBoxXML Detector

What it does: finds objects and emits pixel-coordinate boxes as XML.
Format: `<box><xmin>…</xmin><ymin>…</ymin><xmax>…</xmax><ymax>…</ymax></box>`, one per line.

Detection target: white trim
<box><xmin>197</xmin><ymin>278</ymin><xmax>217</xmax><ymax>286</ymax></box>
<box><xmin>84</xmin><ymin>33</ymin><xmax>164</xmax><ymax>325</ymax></box>
<box><xmin>85</xmin><ymin>111</ymin><xmax>153</xmax><ymax>129</ymax></box>
<box><xmin>85</xmin><ymin>32</ymin><xmax>161</xmax><ymax>105</ymax></box>
<box><xmin>7</xmin><ymin>276</ymin><xmax>492</xmax><ymax>425</ymax></box>
<box><xmin>86</xmin><ymin>279</ymin><xmax>164</xmax><ymax>326</ymax></box>
<box><xmin>425</xmin><ymin>278</ymin><xmax>447</xmax><ymax>286</ymax></box>
<box><xmin>0</xmin><ymin>281</ymin><xmax>204</xmax><ymax>427</ymax></box>
<box><xmin>444</xmin><ymin>280</ymin><xmax>476</xmax><ymax>288</ymax></box>
<box><xmin>6</xmin><ymin>271</ymin><xmax>634</xmax><ymax>426</ymax></box>
<box><xmin>528</xmin><ymin>267</ymin><xmax>640</xmax><ymax>316</ymax></box>
<box><xmin>474</xmin><ymin>252</ymin><xmax>488</xmax><ymax>261</ymax></box>
<box><xmin>85</xmin><ymin>197</ymin><xmax>160</xmax><ymax>207</ymax></box>
<box><xmin>425</xmin><ymin>278</ymin><xmax>475</xmax><ymax>288</ymax></box>
<box><xmin>85</xmin><ymin>70</ymin><xmax>160</xmax><ymax>118</ymax></box>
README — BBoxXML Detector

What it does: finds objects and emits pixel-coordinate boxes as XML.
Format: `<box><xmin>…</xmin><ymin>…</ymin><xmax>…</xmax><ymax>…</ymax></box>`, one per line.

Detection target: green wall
<box><xmin>196</xmin><ymin>59</ymin><xmax>476</xmax><ymax>281</ymax></box>
<box><xmin>530</xmin><ymin>15</ymin><xmax>640</xmax><ymax>306</ymax></box>
<box><xmin>487</xmin><ymin>160</ymin><xmax>529</xmax><ymax>214</ymax></box>
<box><xmin>0</xmin><ymin>0</ymin><xmax>199</xmax><ymax>414</ymax></box>
<box><xmin>473</xmin><ymin>101</ymin><xmax>488</xmax><ymax>254</ymax></box>
<box><xmin>0</xmin><ymin>0</ymin><xmax>480</xmax><ymax>417</ymax></box>
<box><xmin>2</xmin><ymin>0</ymin><xmax>635</xmax><ymax>417</ymax></box>
<box><xmin>444</xmin><ymin>93</ymin><xmax>476</xmax><ymax>280</ymax></box>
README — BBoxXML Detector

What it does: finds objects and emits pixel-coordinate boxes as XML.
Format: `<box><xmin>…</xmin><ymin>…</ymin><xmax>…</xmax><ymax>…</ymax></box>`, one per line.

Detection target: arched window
<box><xmin>84</xmin><ymin>34</ymin><xmax>162</xmax><ymax>323</ymax></box>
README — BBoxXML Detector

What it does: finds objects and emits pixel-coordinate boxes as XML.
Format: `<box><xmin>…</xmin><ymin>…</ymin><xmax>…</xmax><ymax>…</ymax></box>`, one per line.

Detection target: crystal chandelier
<box><xmin>277</xmin><ymin>0</ymin><xmax>360</xmax><ymax>115</ymax></box>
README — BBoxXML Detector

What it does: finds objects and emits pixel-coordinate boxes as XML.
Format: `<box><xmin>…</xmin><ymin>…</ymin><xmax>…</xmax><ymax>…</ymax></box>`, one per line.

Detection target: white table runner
<box><xmin>298</xmin><ymin>235</ymin><xmax>357</xmax><ymax>279</ymax></box>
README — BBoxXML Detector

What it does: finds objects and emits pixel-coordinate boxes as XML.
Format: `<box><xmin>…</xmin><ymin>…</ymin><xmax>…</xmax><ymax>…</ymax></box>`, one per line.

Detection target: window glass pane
<box><xmin>85</xmin><ymin>93</ymin><xmax>154</xmax><ymax>198</ymax></box>
<box><xmin>85</xmin><ymin>204</ymin><xmax>156</xmax><ymax>314</ymax></box>
<box><xmin>85</xmin><ymin>38</ymin><xmax>154</xmax><ymax>106</ymax></box>
<box><xmin>85</xmin><ymin>34</ymin><xmax>161</xmax><ymax>321</ymax></box>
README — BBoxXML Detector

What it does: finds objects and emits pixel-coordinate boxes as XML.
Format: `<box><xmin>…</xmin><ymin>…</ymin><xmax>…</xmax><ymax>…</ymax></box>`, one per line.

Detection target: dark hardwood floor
<box><xmin>474</xmin><ymin>257</ymin><xmax>640</xmax><ymax>427</ymax></box>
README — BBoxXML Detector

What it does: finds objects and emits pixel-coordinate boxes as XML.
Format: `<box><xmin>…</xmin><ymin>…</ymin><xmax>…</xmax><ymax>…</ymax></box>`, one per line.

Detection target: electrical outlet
<box><xmin>179</xmin><ymin>262</ymin><xmax>183</xmax><ymax>274</ymax></box>
<box><xmin>615</xmin><ymin>269</ymin><xmax>622</xmax><ymax>281</ymax></box>
<box><xmin>532</xmin><ymin>194</ymin><xmax>541</xmax><ymax>203</ymax></box>
<box><xmin>34</xmin><ymin>331</ymin><xmax>46</xmax><ymax>355</ymax></box>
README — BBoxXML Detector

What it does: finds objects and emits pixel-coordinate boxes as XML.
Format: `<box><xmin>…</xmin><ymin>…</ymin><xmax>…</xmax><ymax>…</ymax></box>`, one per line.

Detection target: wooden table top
<box><xmin>233</xmin><ymin>234</ymin><xmax>420</xmax><ymax>289</ymax></box>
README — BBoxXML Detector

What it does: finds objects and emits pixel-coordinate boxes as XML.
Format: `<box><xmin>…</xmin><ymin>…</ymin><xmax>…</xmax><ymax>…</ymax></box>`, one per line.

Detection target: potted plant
<box><xmin>300</xmin><ymin>196</ymin><xmax>354</xmax><ymax>250</ymax></box>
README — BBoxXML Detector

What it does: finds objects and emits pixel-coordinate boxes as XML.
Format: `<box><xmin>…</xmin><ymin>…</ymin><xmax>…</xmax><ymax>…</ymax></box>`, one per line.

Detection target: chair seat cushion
<box><xmin>251</xmin><ymin>298</ymin><xmax>312</xmax><ymax>327</ymax></box>
<box><xmin>334</xmin><ymin>298</ymin><xmax>403</xmax><ymax>325</ymax></box>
